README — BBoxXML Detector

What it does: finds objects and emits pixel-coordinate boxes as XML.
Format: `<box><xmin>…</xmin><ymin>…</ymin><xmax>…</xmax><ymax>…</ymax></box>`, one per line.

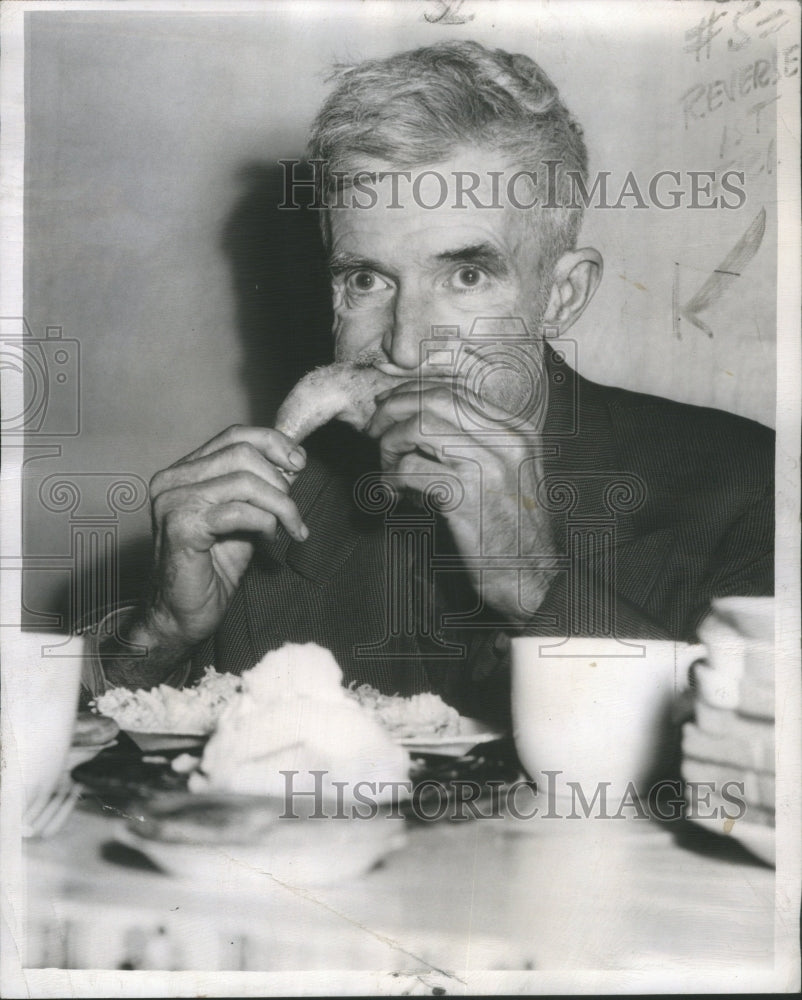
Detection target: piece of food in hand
<box><xmin>71</xmin><ymin>711</ymin><xmax>119</xmax><ymax>746</ymax></box>
<box><xmin>189</xmin><ymin>643</ymin><xmax>411</xmax><ymax>803</ymax></box>
<box><xmin>346</xmin><ymin>684</ymin><xmax>462</xmax><ymax>739</ymax></box>
<box><xmin>275</xmin><ymin>360</ymin><xmax>404</xmax><ymax>444</ymax></box>
<box><xmin>93</xmin><ymin>666</ymin><xmax>241</xmax><ymax>735</ymax></box>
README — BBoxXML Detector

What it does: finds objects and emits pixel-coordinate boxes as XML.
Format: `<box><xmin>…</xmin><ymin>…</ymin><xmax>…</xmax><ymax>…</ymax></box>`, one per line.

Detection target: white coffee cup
<box><xmin>2</xmin><ymin>631</ymin><xmax>83</xmax><ymax>828</ymax></box>
<box><xmin>511</xmin><ymin>637</ymin><xmax>706</xmax><ymax>805</ymax></box>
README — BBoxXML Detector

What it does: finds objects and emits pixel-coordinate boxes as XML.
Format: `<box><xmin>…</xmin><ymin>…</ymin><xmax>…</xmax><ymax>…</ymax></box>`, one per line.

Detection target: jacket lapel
<box><xmin>542</xmin><ymin>349</ymin><xmax>675</xmax><ymax>607</ymax></box>
<box><xmin>252</xmin><ymin>456</ymin><xmax>366</xmax><ymax>583</ymax></box>
<box><xmin>240</xmin><ymin>457</ymin><xmax>376</xmax><ymax>654</ymax></box>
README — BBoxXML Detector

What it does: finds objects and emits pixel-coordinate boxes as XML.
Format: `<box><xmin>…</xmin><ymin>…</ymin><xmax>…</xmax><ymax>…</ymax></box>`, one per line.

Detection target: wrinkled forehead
<box><xmin>327</xmin><ymin>149</ymin><xmax>538</xmax><ymax>211</ymax></box>
<box><xmin>323</xmin><ymin>150</ymin><xmax>546</xmax><ymax>256</ymax></box>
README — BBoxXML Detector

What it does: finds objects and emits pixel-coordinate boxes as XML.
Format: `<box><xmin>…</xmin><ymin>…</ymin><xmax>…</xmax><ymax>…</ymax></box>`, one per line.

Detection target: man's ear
<box><xmin>542</xmin><ymin>248</ymin><xmax>603</xmax><ymax>335</ymax></box>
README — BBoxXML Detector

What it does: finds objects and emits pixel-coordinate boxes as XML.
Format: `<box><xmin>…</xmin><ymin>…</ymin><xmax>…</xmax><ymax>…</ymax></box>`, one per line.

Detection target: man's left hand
<box><xmin>366</xmin><ymin>378</ymin><xmax>559</xmax><ymax>622</ymax></box>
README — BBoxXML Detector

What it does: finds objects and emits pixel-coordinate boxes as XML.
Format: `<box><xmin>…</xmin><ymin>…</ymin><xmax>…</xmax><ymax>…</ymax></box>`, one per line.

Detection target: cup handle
<box><xmin>677</xmin><ymin>642</ymin><xmax>708</xmax><ymax>690</ymax></box>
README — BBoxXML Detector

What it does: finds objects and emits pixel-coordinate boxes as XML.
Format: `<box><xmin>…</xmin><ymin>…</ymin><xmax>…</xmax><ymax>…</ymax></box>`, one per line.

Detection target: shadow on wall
<box><xmin>221</xmin><ymin>158</ymin><xmax>379</xmax><ymax>475</ymax></box>
<box><xmin>221</xmin><ymin>159</ymin><xmax>333</xmax><ymax>425</ymax></box>
<box><xmin>49</xmin><ymin>158</ymin><xmax>376</xmax><ymax>633</ymax></box>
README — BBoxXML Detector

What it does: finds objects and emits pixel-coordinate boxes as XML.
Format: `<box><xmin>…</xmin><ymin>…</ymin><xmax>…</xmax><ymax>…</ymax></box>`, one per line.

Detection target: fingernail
<box><xmin>297</xmin><ymin>523</ymin><xmax>309</xmax><ymax>541</ymax></box>
<box><xmin>289</xmin><ymin>449</ymin><xmax>306</xmax><ymax>469</ymax></box>
<box><xmin>375</xmin><ymin>390</ymin><xmax>390</xmax><ymax>401</ymax></box>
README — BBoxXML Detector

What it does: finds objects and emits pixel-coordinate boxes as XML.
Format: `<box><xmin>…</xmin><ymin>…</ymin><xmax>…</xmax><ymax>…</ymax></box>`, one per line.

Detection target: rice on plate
<box><xmin>93</xmin><ymin>657</ymin><xmax>464</xmax><ymax>742</ymax></box>
<box><xmin>346</xmin><ymin>684</ymin><xmax>462</xmax><ymax>739</ymax></box>
<box><xmin>93</xmin><ymin>667</ymin><xmax>240</xmax><ymax>735</ymax></box>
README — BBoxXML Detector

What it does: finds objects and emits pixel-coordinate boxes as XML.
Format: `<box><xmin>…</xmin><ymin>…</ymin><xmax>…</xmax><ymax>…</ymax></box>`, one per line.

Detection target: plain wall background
<box><xmin>21</xmin><ymin>1</ymin><xmax>782</xmax><ymax>626</ymax></box>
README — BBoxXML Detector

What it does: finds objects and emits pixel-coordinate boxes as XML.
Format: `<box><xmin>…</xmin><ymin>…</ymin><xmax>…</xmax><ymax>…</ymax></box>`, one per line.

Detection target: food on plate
<box><xmin>346</xmin><ymin>684</ymin><xmax>462</xmax><ymax>739</ymax></box>
<box><xmin>92</xmin><ymin>667</ymin><xmax>241</xmax><ymax>735</ymax></box>
<box><xmin>71</xmin><ymin>711</ymin><xmax>119</xmax><ymax>746</ymax></box>
<box><xmin>274</xmin><ymin>359</ymin><xmax>404</xmax><ymax>444</ymax></box>
<box><xmin>189</xmin><ymin>643</ymin><xmax>411</xmax><ymax>802</ymax></box>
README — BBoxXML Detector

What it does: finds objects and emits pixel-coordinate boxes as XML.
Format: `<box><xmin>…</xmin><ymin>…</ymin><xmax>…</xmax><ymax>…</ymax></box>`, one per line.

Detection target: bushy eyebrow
<box><xmin>329</xmin><ymin>242</ymin><xmax>509</xmax><ymax>278</ymax></box>
<box><xmin>328</xmin><ymin>251</ymin><xmax>385</xmax><ymax>276</ymax></box>
<box><xmin>435</xmin><ymin>242</ymin><xmax>509</xmax><ymax>277</ymax></box>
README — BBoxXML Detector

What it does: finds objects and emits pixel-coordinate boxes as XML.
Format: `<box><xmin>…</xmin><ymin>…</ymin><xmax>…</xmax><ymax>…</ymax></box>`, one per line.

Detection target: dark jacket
<box><xmin>190</xmin><ymin>356</ymin><xmax>774</xmax><ymax>721</ymax></box>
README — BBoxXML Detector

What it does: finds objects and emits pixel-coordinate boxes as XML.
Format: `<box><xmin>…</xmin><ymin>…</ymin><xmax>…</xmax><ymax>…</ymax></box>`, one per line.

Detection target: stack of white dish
<box><xmin>681</xmin><ymin>596</ymin><xmax>775</xmax><ymax>864</ymax></box>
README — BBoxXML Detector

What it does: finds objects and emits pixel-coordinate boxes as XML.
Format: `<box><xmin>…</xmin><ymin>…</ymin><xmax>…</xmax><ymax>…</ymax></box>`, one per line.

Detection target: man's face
<box><xmin>327</xmin><ymin>148</ymin><xmax>555</xmax><ymax>381</ymax></box>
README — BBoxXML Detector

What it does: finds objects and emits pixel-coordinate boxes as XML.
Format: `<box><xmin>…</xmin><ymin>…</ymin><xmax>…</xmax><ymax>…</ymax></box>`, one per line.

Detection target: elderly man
<box><xmin>93</xmin><ymin>41</ymin><xmax>773</xmax><ymax>722</ymax></box>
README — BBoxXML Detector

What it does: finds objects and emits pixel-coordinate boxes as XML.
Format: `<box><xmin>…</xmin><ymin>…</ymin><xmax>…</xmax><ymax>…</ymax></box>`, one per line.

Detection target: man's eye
<box><xmin>345</xmin><ymin>270</ymin><xmax>391</xmax><ymax>294</ymax></box>
<box><xmin>449</xmin><ymin>266</ymin><xmax>489</xmax><ymax>291</ymax></box>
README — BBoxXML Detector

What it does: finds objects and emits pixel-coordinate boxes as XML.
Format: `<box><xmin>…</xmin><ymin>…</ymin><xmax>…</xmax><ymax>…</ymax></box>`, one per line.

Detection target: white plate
<box><xmin>124</xmin><ymin>731</ymin><xmax>207</xmax><ymax>752</ymax></box>
<box><xmin>123</xmin><ymin>719</ymin><xmax>503</xmax><ymax>757</ymax></box>
<box><xmin>115</xmin><ymin>812</ymin><xmax>406</xmax><ymax>889</ymax></box>
<box><xmin>398</xmin><ymin>717</ymin><xmax>504</xmax><ymax>757</ymax></box>
<box><xmin>67</xmin><ymin>740</ymin><xmax>119</xmax><ymax>770</ymax></box>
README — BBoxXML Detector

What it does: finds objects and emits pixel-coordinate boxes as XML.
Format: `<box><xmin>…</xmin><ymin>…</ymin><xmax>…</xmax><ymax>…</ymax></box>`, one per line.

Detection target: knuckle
<box><xmin>227</xmin><ymin>469</ymin><xmax>251</xmax><ymax>490</ymax></box>
<box><xmin>161</xmin><ymin>507</ymin><xmax>187</xmax><ymax>538</ymax></box>
<box><xmin>149</xmin><ymin>470</ymin><xmax>166</xmax><ymax>499</ymax></box>
<box><xmin>274</xmin><ymin>471</ymin><xmax>291</xmax><ymax>493</ymax></box>
<box><xmin>207</xmin><ymin>503</ymin><xmax>234</xmax><ymax>532</ymax></box>
<box><xmin>151</xmin><ymin>491</ymin><xmax>167</xmax><ymax>520</ymax></box>
<box><xmin>203</xmin><ymin>504</ymin><xmax>223</xmax><ymax>530</ymax></box>
<box><xmin>230</xmin><ymin>441</ymin><xmax>257</xmax><ymax>465</ymax></box>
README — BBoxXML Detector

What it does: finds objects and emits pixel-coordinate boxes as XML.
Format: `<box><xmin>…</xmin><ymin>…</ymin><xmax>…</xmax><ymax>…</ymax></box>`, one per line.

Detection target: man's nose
<box><xmin>384</xmin><ymin>290</ymin><xmax>428</xmax><ymax>369</ymax></box>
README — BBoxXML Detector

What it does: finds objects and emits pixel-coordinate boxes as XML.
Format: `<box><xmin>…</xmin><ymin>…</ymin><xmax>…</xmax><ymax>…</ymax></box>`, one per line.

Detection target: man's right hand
<box><xmin>148</xmin><ymin>423</ymin><xmax>309</xmax><ymax>645</ymax></box>
<box><xmin>103</xmin><ymin>425</ymin><xmax>308</xmax><ymax>687</ymax></box>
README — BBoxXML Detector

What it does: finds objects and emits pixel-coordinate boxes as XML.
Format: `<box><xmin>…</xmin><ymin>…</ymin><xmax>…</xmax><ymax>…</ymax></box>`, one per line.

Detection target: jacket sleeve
<box><xmin>683</xmin><ymin>486</ymin><xmax>774</xmax><ymax>637</ymax></box>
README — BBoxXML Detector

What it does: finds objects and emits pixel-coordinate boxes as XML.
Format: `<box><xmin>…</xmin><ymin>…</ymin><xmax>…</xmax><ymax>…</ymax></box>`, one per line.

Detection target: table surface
<box><xmin>22</xmin><ymin>792</ymin><xmax>776</xmax><ymax>978</ymax></box>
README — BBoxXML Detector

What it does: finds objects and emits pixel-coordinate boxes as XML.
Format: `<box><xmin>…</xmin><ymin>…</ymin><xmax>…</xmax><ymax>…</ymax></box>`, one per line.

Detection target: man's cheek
<box><xmin>332</xmin><ymin>307</ymin><xmax>386</xmax><ymax>362</ymax></box>
<box><xmin>449</xmin><ymin>295</ymin><xmax>529</xmax><ymax>336</ymax></box>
